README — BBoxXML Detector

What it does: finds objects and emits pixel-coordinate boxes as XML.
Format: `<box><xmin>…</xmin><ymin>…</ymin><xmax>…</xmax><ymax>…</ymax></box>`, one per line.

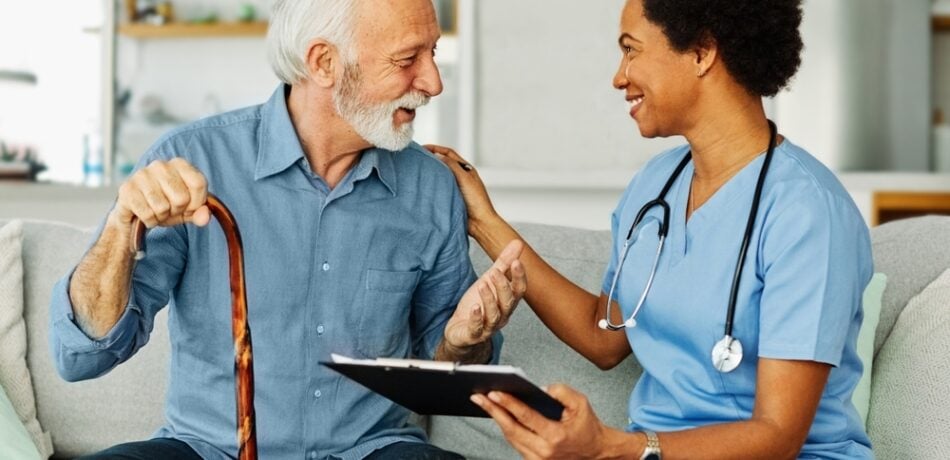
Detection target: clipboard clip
<box><xmin>403</xmin><ymin>361</ymin><xmax>462</xmax><ymax>375</ymax></box>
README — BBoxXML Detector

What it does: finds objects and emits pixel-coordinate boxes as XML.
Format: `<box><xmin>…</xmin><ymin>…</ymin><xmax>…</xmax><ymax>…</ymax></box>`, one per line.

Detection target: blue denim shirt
<box><xmin>49</xmin><ymin>85</ymin><xmax>498</xmax><ymax>460</ymax></box>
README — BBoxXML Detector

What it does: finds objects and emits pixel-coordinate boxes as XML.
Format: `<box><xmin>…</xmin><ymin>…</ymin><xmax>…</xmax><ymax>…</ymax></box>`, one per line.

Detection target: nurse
<box><xmin>428</xmin><ymin>0</ymin><xmax>874</xmax><ymax>458</ymax></box>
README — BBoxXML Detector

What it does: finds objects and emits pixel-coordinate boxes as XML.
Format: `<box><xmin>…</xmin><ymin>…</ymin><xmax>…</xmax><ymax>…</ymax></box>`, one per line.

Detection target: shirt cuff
<box><xmin>50</xmin><ymin>272</ymin><xmax>141</xmax><ymax>354</ymax></box>
<box><xmin>487</xmin><ymin>331</ymin><xmax>504</xmax><ymax>365</ymax></box>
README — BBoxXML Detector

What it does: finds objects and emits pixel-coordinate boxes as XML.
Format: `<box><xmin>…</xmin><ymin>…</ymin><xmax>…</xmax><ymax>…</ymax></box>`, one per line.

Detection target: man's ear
<box><xmin>305</xmin><ymin>39</ymin><xmax>339</xmax><ymax>88</ymax></box>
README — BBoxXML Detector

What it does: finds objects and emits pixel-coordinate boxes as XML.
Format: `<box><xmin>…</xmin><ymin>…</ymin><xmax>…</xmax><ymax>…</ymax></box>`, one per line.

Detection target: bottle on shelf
<box><xmin>82</xmin><ymin>121</ymin><xmax>104</xmax><ymax>187</ymax></box>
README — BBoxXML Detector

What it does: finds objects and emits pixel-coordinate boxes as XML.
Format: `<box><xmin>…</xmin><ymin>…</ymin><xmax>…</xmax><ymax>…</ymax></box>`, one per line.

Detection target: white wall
<box><xmin>473</xmin><ymin>0</ymin><xmax>684</xmax><ymax>173</ymax></box>
<box><xmin>118</xmin><ymin>39</ymin><xmax>276</xmax><ymax>123</ymax></box>
<box><xmin>115</xmin><ymin>36</ymin><xmax>278</xmax><ymax>168</ymax></box>
<box><xmin>775</xmin><ymin>0</ymin><xmax>932</xmax><ymax>172</ymax></box>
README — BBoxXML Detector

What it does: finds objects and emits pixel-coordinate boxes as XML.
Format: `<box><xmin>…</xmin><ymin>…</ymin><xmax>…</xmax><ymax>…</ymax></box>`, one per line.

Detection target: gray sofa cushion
<box><xmin>429</xmin><ymin>223</ymin><xmax>641</xmax><ymax>460</ymax></box>
<box><xmin>869</xmin><ymin>216</ymin><xmax>950</xmax><ymax>355</ymax></box>
<box><xmin>14</xmin><ymin>220</ymin><xmax>170</xmax><ymax>458</ymax></box>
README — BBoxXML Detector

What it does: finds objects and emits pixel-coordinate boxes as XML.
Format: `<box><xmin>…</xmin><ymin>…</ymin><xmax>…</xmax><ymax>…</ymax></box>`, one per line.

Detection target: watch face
<box><xmin>644</xmin><ymin>455</ymin><xmax>660</xmax><ymax>460</ymax></box>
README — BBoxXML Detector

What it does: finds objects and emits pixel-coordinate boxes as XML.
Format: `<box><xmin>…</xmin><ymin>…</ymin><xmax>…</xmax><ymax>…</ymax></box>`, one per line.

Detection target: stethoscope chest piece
<box><xmin>711</xmin><ymin>335</ymin><xmax>743</xmax><ymax>373</ymax></box>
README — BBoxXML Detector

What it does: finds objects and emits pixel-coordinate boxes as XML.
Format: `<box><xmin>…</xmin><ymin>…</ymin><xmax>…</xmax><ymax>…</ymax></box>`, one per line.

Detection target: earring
<box><xmin>697</xmin><ymin>69</ymin><xmax>707</xmax><ymax>78</ymax></box>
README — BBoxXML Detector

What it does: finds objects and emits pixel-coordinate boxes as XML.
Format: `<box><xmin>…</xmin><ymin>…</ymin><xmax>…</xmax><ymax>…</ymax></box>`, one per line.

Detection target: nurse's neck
<box><xmin>682</xmin><ymin>90</ymin><xmax>783</xmax><ymax>221</ymax></box>
<box><xmin>685</xmin><ymin>96</ymin><xmax>780</xmax><ymax>184</ymax></box>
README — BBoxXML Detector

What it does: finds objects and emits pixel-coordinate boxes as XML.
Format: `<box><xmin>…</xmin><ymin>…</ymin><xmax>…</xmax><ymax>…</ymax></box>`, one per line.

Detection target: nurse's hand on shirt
<box><xmin>110</xmin><ymin>158</ymin><xmax>211</xmax><ymax>230</ymax></box>
<box><xmin>471</xmin><ymin>384</ymin><xmax>624</xmax><ymax>460</ymax></box>
<box><xmin>443</xmin><ymin>239</ymin><xmax>527</xmax><ymax>350</ymax></box>
<box><xmin>425</xmin><ymin>144</ymin><xmax>500</xmax><ymax>231</ymax></box>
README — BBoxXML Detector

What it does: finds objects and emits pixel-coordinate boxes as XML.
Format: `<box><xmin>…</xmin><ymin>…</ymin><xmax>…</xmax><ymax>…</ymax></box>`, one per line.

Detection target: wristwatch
<box><xmin>639</xmin><ymin>430</ymin><xmax>661</xmax><ymax>460</ymax></box>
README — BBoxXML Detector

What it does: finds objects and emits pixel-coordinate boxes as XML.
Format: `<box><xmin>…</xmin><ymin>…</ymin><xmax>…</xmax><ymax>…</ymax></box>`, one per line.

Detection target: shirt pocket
<box><xmin>356</xmin><ymin>268</ymin><xmax>421</xmax><ymax>358</ymax></box>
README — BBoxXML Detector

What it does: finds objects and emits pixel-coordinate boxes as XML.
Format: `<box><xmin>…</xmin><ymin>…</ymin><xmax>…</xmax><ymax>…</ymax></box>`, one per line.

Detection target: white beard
<box><xmin>333</xmin><ymin>63</ymin><xmax>430</xmax><ymax>152</ymax></box>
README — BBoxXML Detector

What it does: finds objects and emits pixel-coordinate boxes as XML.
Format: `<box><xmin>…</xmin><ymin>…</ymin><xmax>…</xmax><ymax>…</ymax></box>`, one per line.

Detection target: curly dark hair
<box><xmin>642</xmin><ymin>0</ymin><xmax>804</xmax><ymax>97</ymax></box>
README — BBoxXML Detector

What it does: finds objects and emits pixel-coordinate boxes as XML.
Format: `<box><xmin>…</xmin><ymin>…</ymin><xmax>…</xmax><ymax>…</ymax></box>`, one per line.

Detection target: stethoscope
<box><xmin>598</xmin><ymin>120</ymin><xmax>778</xmax><ymax>373</ymax></box>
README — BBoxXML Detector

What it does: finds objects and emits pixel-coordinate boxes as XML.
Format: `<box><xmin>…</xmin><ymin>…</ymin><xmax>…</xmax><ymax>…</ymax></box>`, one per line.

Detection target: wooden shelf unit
<box><xmin>872</xmin><ymin>191</ymin><xmax>950</xmax><ymax>226</ymax></box>
<box><xmin>118</xmin><ymin>21</ymin><xmax>268</xmax><ymax>39</ymax></box>
<box><xmin>934</xmin><ymin>16</ymin><xmax>950</xmax><ymax>31</ymax></box>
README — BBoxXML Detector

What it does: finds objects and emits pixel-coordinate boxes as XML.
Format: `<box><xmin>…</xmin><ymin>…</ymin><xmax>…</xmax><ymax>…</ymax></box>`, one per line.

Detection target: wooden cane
<box><xmin>131</xmin><ymin>195</ymin><xmax>258</xmax><ymax>460</ymax></box>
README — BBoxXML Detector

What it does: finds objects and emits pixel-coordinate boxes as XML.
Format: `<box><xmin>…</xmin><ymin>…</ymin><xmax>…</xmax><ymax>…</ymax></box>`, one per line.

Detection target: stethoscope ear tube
<box><xmin>629</xmin><ymin>199</ymin><xmax>671</xmax><ymax>240</ymax></box>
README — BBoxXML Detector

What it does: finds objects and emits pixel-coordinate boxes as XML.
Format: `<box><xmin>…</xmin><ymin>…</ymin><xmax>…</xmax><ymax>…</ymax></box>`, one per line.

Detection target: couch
<box><xmin>2</xmin><ymin>216</ymin><xmax>949</xmax><ymax>459</ymax></box>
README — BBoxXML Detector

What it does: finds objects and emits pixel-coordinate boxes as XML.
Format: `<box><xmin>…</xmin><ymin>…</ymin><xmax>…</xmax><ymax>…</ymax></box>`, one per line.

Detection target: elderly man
<box><xmin>50</xmin><ymin>0</ymin><xmax>525</xmax><ymax>459</ymax></box>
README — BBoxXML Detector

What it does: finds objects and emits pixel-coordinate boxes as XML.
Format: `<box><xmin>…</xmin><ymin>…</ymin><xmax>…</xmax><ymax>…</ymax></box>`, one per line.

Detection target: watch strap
<box><xmin>640</xmin><ymin>430</ymin><xmax>661</xmax><ymax>460</ymax></box>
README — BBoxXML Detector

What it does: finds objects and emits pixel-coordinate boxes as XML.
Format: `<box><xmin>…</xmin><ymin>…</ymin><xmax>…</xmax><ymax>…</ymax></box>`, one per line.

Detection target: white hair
<box><xmin>267</xmin><ymin>0</ymin><xmax>360</xmax><ymax>85</ymax></box>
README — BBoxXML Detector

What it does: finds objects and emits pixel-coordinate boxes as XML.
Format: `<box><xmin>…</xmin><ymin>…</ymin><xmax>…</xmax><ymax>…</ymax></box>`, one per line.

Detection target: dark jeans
<box><xmin>75</xmin><ymin>439</ymin><xmax>464</xmax><ymax>460</ymax></box>
<box><xmin>366</xmin><ymin>442</ymin><xmax>465</xmax><ymax>460</ymax></box>
<box><xmin>75</xmin><ymin>438</ymin><xmax>201</xmax><ymax>460</ymax></box>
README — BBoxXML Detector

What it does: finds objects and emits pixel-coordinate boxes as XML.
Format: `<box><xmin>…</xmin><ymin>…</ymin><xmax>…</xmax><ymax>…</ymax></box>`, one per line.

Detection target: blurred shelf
<box><xmin>872</xmin><ymin>191</ymin><xmax>950</xmax><ymax>226</ymax></box>
<box><xmin>118</xmin><ymin>21</ymin><xmax>268</xmax><ymax>38</ymax></box>
<box><xmin>934</xmin><ymin>16</ymin><xmax>950</xmax><ymax>31</ymax></box>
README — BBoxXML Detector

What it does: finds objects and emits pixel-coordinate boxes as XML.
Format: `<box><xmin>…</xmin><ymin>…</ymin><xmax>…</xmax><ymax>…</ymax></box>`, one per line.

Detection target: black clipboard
<box><xmin>321</xmin><ymin>355</ymin><xmax>564</xmax><ymax>421</ymax></box>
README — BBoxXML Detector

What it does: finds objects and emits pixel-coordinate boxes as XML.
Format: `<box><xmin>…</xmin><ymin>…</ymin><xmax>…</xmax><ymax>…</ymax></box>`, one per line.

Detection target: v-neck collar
<box><xmin>666</xmin><ymin>151</ymin><xmax>770</xmax><ymax>263</ymax></box>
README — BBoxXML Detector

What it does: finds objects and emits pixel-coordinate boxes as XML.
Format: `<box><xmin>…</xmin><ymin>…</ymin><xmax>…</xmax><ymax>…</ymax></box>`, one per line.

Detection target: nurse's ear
<box><xmin>692</xmin><ymin>33</ymin><xmax>719</xmax><ymax>78</ymax></box>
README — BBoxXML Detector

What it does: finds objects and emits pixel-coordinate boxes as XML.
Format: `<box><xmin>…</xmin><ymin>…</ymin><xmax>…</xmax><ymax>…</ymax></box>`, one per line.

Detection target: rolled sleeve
<box><xmin>49</xmin><ymin>271</ymin><xmax>143</xmax><ymax>381</ymax></box>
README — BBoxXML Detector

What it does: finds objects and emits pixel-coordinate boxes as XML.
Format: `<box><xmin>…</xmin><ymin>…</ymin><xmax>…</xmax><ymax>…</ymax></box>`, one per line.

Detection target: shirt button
<box><xmin>317</xmin><ymin>325</ymin><xmax>325</xmax><ymax>335</ymax></box>
<box><xmin>314</xmin><ymin>389</ymin><xmax>322</xmax><ymax>398</ymax></box>
<box><xmin>308</xmin><ymin>451</ymin><xmax>317</xmax><ymax>459</ymax></box>
<box><xmin>322</xmin><ymin>262</ymin><xmax>330</xmax><ymax>271</ymax></box>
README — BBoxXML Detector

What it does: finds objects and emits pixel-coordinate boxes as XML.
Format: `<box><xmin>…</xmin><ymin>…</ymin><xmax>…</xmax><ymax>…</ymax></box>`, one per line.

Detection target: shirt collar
<box><xmin>255</xmin><ymin>85</ymin><xmax>306</xmax><ymax>181</ymax></box>
<box><xmin>255</xmin><ymin>84</ymin><xmax>397</xmax><ymax>196</ymax></box>
<box><xmin>331</xmin><ymin>148</ymin><xmax>397</xmax><ymax>197</ymax></box>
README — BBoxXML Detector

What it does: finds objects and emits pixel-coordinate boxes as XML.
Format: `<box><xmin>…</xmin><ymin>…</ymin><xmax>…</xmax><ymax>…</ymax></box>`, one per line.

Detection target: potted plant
<box><xmin>0</xmin><ymin>141</ymin><xmax>47</xmax><ymax>181</ymax></box>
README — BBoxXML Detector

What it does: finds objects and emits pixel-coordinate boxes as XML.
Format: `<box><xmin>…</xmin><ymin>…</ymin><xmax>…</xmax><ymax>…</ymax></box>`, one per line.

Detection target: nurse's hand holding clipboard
<box><xmin>470</xmin><ymin>384</ymin><xmax>629</xmax><ymax>460</ymax></box>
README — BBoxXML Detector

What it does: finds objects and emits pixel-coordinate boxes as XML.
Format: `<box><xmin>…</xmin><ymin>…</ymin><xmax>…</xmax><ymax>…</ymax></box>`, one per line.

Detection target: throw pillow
<box><xmin>867</xmin><ymin>266</ymin><xmax>950</xmax><ymax>458</ymax></box>
<box><xmin>0</xmin><ymin>381</ymin><xmax>41</xmax><ymax>460</ymax></box>
<box><xmin>853</xmin><ymin>273</ymin><xmax>886</xmax><ymax>428</ymax></box>
<box><xmin>0</xmin><ymin>220</ymin><xmax>53</xmax><ymax>458</ymax></box>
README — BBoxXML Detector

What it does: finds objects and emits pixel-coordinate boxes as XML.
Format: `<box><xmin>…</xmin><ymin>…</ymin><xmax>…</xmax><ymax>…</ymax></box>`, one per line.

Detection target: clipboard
<box><xmin>321</xmin><ymin>354</ymin><xmax>564</xmax><ymax>421</ymax></box>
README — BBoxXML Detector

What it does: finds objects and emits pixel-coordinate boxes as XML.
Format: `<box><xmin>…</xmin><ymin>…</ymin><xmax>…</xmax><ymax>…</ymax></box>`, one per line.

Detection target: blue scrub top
<box><xmin>604</xmin><ymin>140</ymin><xmax>873</xmax><ymax>459</ymax></box>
